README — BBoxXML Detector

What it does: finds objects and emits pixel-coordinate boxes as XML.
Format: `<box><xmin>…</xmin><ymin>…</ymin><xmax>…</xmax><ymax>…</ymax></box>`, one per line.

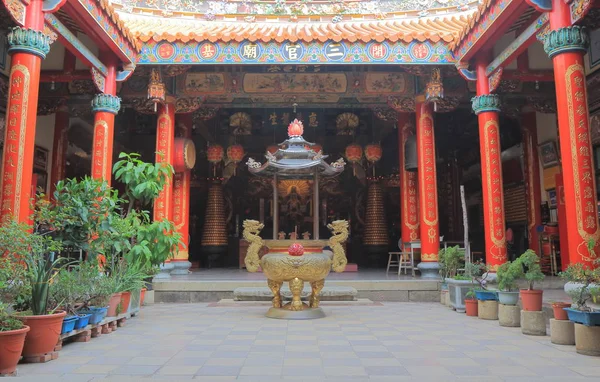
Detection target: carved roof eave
<box><xmin>249</xmin><ymin>160</ymin><xmax>344</xmax><ymax>178</ymax></box>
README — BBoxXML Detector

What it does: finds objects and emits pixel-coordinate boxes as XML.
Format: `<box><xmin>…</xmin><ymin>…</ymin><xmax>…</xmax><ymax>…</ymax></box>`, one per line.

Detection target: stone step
<box><xmin>234</xmin><ymin>286</ymin><xmax>358</xmax><ymax>301</ymax></box>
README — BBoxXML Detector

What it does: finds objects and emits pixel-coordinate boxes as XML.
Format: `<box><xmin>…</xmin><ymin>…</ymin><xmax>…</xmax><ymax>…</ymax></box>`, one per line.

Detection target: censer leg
<box><xmin>267</xmin><ymin>279</ymin><xmax>283</xmax><ymax>308</ymax></box>
<box><xmin>309</xmin><ymin>279</ymin><xmax>325</xmax><ymax>308</ymax></box>
<box><xmin>289</xmin><ymin>278</ymin><xmax>304</xmax><ymax>311</ymax></box>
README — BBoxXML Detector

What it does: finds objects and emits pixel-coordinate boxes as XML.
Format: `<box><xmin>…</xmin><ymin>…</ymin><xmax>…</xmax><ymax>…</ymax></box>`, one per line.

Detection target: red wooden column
<box><xmin>521</xmin><ymin>111</ymin><xmax>542</xmax><ymax>255</ymax></box>
<box><xmin>153</xmin><ymin>101</ymin><xmax>175</xmax><ymax>222</ymax></box>
<box><xmin>397</xmin><ymin>113</ymin><xmax>419</xmax><ymax>244</ymax></box>
<box><xmin>0</xmin><ymin>0</ymin><xmax>51</xmax><ymax>222</ymax></box>
<box><xmin>556</xmin><ymin>173</ymin><xmax>570</xmax><ymax>270</ymax></box>
<box><xmin>544</xmin><ymin>0</ymin><xmax>599</xmax><ymax>267</ymax></box>
<box><xmin>171</xmin><ymin>113</ymin><xmax>193</xmax><ymax>275</ymax></box>
<box><xmin>49</xmin><ymin>104</ymin><xmax>69</xmax><ymax>198</ymax></box>
<box><xmin>91</xmin><ymin>54</ymin><xmax>119</xmax><ymax>184</ymax></box>
<box><xmin>472</xmin><ymin>57</ymin><xmax>508</xmax><ymax>271</ymax></box>
<box><xmin>415</xmin><ymin>101</ymin><xmax>439</xmax><ymax>278</ymax></box>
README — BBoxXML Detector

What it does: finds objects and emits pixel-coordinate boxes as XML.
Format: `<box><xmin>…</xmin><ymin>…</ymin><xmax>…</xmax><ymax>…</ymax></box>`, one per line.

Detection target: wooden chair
<box><xmin>401</xmin><ymin>241</ymin><xmax>419</xmax><ymax>277</ymax></box>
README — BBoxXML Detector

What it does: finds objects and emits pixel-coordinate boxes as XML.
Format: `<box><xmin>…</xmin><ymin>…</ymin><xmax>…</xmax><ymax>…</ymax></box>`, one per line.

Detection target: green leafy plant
<box><xmin>464</xmin><ymin>261</ymin><xmax>489</xmax><ymax>289</ymax></box>
<box><xmin>559</xmin><ymin>259</ymin><xmax>600</xmax><ymax>311</ymax></box>
<box><xmin>0</xmin><ymin>303</ymin><xmax>23</xmax><ymax>331</ymax></box>
<box><xmin>113</xmin><ymin>152</ymin><xmax>173</xmax><ymax>214</ymax></box>
<box><xmin>465</xmin><ymin>288</ymin><xmax>476</xmax><ymax>300</ymax></box>
<box><xmin>496</xmin><ymin>261</ymin><xmax>522</xmax><ymax>292</ymax></box>
<box><xmin>515</xmin><ymin>249</ymin><xmax>545</xmax><ymax>290</ymax></box>
<box><xmin>439</xmin><ymin>246</ymin><xmax>464</xmax><ymax>279</ymax></box>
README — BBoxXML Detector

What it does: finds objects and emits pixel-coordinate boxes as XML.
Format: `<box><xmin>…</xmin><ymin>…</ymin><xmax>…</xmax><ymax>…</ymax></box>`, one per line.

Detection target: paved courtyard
<box><xmin>13</xmin><ymin>302</ymin><xmax>600</xmax><ymax>381</ymax></box>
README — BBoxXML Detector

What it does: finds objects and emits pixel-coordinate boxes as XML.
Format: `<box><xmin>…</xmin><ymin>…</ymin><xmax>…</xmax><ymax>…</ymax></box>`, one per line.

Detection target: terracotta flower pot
<box><xmin>107</xmin><ymin>292</ymin><xmax>122</xmax><ymax>317</ymax></box>
<box><xmin>20</xmin><ymin>311</ymin><xmax>66</xmax><ymax>357</ymax></box>
<box><xmin>520</xmin><ymin>289</ymin><xmax>543</xmax><ymax>311</ymax></box>
<box><xmin>552</xmin><ymin>302</ymin><xmax>571</xmax><ymax>320</ymax></box>
<box><xmin>0</xmin><ymin>325</ymin><xmax>30</xmax><ymax>375</ymax></box>
<box><xmin>140</xmin><ymin>288</ymin><xmax>147</xmax><ymax>306</ymax></box>
<box><xmin>465</xmin><ymin>299</ymin><xmax>478</xmax><ymax>317</ymax></box>
<box><xmin>120</xmin><ymin>291</ymin><xmax>132</xmax><ymax>315</ymax></box>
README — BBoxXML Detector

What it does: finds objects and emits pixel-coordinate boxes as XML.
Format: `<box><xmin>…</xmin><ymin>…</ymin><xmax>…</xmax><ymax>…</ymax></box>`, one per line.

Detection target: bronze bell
<box><xmin>404</xmin><ymin>135</ymin><xmax>417</xmax><ymax>172</ymax></box>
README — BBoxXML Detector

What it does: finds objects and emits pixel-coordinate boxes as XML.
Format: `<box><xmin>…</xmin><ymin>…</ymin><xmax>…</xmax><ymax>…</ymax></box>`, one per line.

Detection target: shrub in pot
<box><xmin>465</xmin><ymin>289</ymin><xmax>478</xmax><ymax>317</ymax></box>
<box><xmin>0</xmin><ymin>303</ymin><xmax>29</xmax><ymax>375</ymax></box>
<box><xmin>515</xmin><ymin>250</ymin><xmax>545</xmax><ymax>311</ymax></box>
<box><xmin>560</xmin><ymin>259</ymin><xmax>600</xmax><ymax>326</ymax></box>
<box><xmin>496</xmin><ymin>261</ymin><xmax>521</xmax><ymax>305</ymax></box>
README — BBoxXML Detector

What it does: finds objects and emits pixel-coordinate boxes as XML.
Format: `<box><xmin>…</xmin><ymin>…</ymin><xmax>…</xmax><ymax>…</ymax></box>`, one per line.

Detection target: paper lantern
<box><xmin>365</xmin><ymin>144</ymin><xmax>382</xmax><ymax>163</ymax></box>
<box><xmin>345</xmin><ymin>144</ymin><xmax>363</xmax><ymax>163</ymax></box>
<box><xmin>207</xmin><ymin>144</ymin><xmax>224</xmax><ymax>163</ymax></box>
<box><xmin>227</xmin><ymin>144</ymin><xmax>245</xmax><ymax>163</ymax></box>
<box><xmin>288</xmin><ymin>118</ymin><xmax>304</xmax><ymax>137</ymax></box>
<box><xmin>267</xmin><ymin>145</ymin><xmax>279</xmax><ymax>154</ymax></box>
<box><xmin>288</xmin><ymin>243</ymin><xmax>304</xmax><ymax>256</ymax></box>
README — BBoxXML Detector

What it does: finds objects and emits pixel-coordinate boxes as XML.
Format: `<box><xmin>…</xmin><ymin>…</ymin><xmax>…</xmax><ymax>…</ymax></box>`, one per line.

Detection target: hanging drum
<box><xmin>173</xmin><ymin>138</ymin><xmax>197</xmax><ymax>172</ymax></box>
<box><xmin>404</xmin><ymin>135</ymin><xmax>417</xmax><ymax>172</ymax></box>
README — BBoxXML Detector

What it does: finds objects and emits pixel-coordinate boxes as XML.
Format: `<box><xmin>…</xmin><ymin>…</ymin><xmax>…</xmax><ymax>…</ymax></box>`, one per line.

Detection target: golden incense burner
<box><xmin>243</xmin><ymin>219</ymin><xmax>349</xmax><ymax>319</ymax></box>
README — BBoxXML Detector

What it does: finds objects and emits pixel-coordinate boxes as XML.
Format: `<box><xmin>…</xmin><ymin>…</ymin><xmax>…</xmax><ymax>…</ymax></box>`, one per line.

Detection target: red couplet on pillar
<box><xmin>416</xmin><ymin>102</ymin><xmax>439</xmax><ymax>261</ymax></box>
<box><xmin>172</xmin><ymin>113</ymin><xmax>193</xmax><ymax>265</ymax></box>
<box><xmin>555</xmin><ymin>173</ymin><xmax>570</xmax><ymax>271</ymax></box>
<box><xmin>522</xmin><ymin>112</ymin><xmax>542</xmax><ymax>255</ymax></box>
<box><xmin>397</xmin><ymin>113</ymin><xmax>419</xmax><ymax>245</ymax></box>
<box><xmin>154</xmin><ymin>103</ymin><xmax>175</xmax><ymax>222</ymax></box>
<box><xmin>547</xmin><ymin>0</ymin><xmax>600</xmax><ymax>267</ymax></box>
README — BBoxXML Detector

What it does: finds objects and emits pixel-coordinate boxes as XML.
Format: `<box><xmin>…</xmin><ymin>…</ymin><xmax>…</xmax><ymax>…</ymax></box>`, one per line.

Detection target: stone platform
<box><xmin>153</xmin><ymin>269</ymin><xmax>440</xmax><ymax>303</ymax></box>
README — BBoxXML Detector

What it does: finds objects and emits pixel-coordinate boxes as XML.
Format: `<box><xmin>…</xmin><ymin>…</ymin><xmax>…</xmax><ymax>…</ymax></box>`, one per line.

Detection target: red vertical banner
<box><xmin>91</xmin><ymin>115</ymin><xmax>114</xmax><ymax>183</ymax></box>
<box><xmin>49</xmin><ymin>105</ymin><xmax>69</xmax><ymax>198</ymax></box>
<box><xmin>545</xmin><ymin>0</ymin><xmax>599</xmax><ymax>267</ymax></box>
<box><xmin>416</xmin><ymin>102</ymin><xmax>439</xmax><ymax>261</ymax></box>
<box><xmin>153</xmin><ymin>103</ymin><xmax>175</xmax><ymax>222</ymax></box>
<box><xmin>171</xmin><ymin>113</ymin><xmax>193</xmax><ymax>273</ymax></box>
<box><xmin>556</xmin><ymin>173</ymin><xmax>570</xmax><ymax>270</ymax></box>
<box><xmin>397</xmin><ymin>113</ymin><xmax>419</xmax><ymax>244</ymax></box>
<box><xmin>522</xmin><ymin>112</ymin><xmax>542</xmax><ymax>255</ymax></box>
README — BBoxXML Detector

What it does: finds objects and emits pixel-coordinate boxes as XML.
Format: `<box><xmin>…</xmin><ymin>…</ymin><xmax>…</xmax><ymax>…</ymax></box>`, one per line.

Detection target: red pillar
<box><xmin>416</xmin><ymin>101</ymin><xmax>439</xmax><ymax>278</ymax></box>
<box><xmin>153</xmin><ymin>102</ymin><xmax>175</xmax><ymax>222</ymax></box>
<box><xmin>544</xmin><ymin>0</ymin><xmax>599</xmax><ymax>267</ymax></box>
<box><xmin>171</xmin><ymin>113</ymin><xmax>193</xmax><ymax>274</ymax></box>
<box><xmin>521</xmin><ymin>111</ymin><xmax>542</xmax><ymax>255</ymax></box>
<box><xmin>397</xmin><ymin>113</ymin><xmax>419</xmax><ymax>244</ymax></box>
<box><xmin>472</xmin><ymin>57</ymin><xmax>508</xmax><ymax>270</ymax></box>
<box><xmin>91</xmin><ymin>54</ymin><xmax>119</xmax><ymax>184</ymax></box>
<box><xmin>49</xmin><ymin>105</ymin><xmax>69</xmax><ymax>198</ymax></box>
<box><xmin>0</xmin><ymin>0</ymin><xmax>50</xmax><ymax>222</ymax></box>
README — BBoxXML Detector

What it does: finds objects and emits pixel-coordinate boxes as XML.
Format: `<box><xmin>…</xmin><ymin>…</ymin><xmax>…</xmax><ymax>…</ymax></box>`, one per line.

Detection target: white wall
<box><xmin>35</xmin><ymin>114</ymin><xmax>56</xmax><ymax>194</ymax></box>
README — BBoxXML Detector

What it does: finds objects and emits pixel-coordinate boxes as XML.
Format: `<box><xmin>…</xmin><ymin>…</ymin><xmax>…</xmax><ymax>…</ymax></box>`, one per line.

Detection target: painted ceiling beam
<box><xmin>40</xmin><ymin>70</ymin><xmax>91</xmax><ymax>82</ymax></box>
<box><xmin>485</xmin><ymin>14</ymin><xmax>548</xmax><ymax>78</ymax></box>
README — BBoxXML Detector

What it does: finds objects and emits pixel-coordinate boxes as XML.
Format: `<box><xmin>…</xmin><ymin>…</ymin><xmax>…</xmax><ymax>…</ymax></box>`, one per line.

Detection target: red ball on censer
<box><xmin>288</xmin><ymin>243</ymin><xmax>304</xmax><ymax>256</ymax></box>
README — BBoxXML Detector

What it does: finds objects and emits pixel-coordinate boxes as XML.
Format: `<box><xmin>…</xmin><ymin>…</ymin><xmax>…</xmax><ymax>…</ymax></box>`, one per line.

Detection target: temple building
<box><xmin>0</xmin><ymin>0</ymin><xmax>599</xmax><ymax>279</ymax></box>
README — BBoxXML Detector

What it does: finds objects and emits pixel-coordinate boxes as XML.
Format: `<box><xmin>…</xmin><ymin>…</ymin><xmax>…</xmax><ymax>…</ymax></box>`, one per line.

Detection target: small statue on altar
<box><xmin>302</xmin><ymin>231</ymin><xmax>311</xmax><ymax>240</ymax></box>
<box><xmin>289</xmin><ymin>232</ymin><xmax>298</xmax><ymax>240</ymax></box>
<box><xmin>278</xmin><ymin>231</ymin><xmax>286</xmax><ymax>240</ymax></box>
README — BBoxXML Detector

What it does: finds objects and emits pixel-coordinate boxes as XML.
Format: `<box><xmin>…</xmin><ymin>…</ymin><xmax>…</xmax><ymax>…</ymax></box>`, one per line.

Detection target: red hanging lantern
<box><xmin>207</xmin><ymin>144</ymin><xmax>224</xmax><ymax>163</ymax></box>
<box><xmin>345</xmin><ymin>144</ymin><xmax>363</xmax><ymax>163</ymax></box>
<box><xmin>288</xmin><ymin>243</ymin><xmax>305</xmax><ymax>256</ymax></box>
<box><xmin>365</xmin><ymin>144</ymin><xmax>382</xmax><ymax>163</ymax></box>
<box><xmin>267</xmin><ymin>145</ymin><xmax>279</xmax><ymax>154</ymax></box>
<box><xmin>227</xmin><ymin>144</ymin><xmax>245</xmax><ymax>164</ymax></box>
<box><xmin>288</xmin><ymin>118</ymin><xmax>304</xmax><ymax>137</ymax></box>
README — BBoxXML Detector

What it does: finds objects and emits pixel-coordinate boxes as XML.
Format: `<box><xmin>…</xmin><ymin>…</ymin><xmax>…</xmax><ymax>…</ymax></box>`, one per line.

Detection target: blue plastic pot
<box><xmin>74</xmin><ymin>314</ymin><xmax>92</xmax><ymax>330</ymax></box>
<box><xmin>565</xmin><ymin>308</ymin><xmax>600</xmax><ymax>326</ymax></box>
<box><xmin>475</xmin><ymin>290</ymin><xmax>498</xmax><ymax>301</ymax></box>
<box><xmin>61</xmin><ymin>315</ymin><xmax>78</xmax><ymax>334</ymax></box>
<box><xmin>80</xmin><ymin>306</ymin><xmax>108</xmax><ymax>325</ymax></box>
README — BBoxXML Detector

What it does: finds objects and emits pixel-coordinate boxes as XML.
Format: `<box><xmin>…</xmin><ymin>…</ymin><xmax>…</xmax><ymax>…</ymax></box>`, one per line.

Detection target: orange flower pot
<box><xmin>465</xmin><ymin>299</ymin><xmax>478</xmax><ymax>317</ymax></box>
<box><xmin>552</xmin><ymin>302</ymin><xmax>571</xmax><ymax>320</ymax></box>
<box><xmin>20</xmin><ymin>311</ymin><xmax>66</xmax><ymax>357</ymax></box>
<box><xmin>520</xmin><ymin>289</ymin><xmax>543</xmax><ymax>311</ymax></box>
<box><xmin>140</xmin><ymin>288</ymin><xmax>147</xmax><ymax>306</ymax></box>
<box><xmin>107</xmin><ymin>292</ymin><xmax>122</xmax><ymax>317</ymax></box>
<box><xmin>120</xmin><ymin>291</ymin><xmax>132</xmax><ymax>315</ymax></box>
<box><xmin>0</xmin><ymin>325</ymin><xmax>29</xmax><ymax>374</ymax></box>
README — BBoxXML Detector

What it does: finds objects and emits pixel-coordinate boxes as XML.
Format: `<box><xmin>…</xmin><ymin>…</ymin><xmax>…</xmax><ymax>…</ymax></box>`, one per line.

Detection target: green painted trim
<box><xmin>7</xmin><ymin>27</ymin><xmax>51</xmax><ymax>59</ymax></box>
<box><xmin>91</xmin><ymin>94</ymin><xmax>121</xmax><ymax>114</ymax></box>
<box><xmin>471</xmin><ymin>94</ymin><xmax>501</xmax><ymax>115</ymax></box>
<box><xmin>543</xmin><ymin>26</ymin><xmax>588</xmax><ymax>59</ymax></box>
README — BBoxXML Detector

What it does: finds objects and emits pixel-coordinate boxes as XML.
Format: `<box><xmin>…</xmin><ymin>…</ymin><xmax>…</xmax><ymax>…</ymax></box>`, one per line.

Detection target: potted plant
<box><xmin>465</xmin><ymin>289</ymin><xmax>478</xmax><ymax>317</ymax></box>
<box><xmin>0</xmin><ymin>303</ymin><xmax>29</xmax><ymax>375</ymax></box>
<box><xmin>516</xmin><ymin>249</ymin><xmax>545</xmax><ymax>311</ymax></box>
<box><xmin>550</xmin><ymin>301</ymin><xmax>571</xmax><ymax>321</ymax></box>
<box><xmin>464</xmin><ymin>261</ymin><xmax>497</xmax><ymax>301</ymax></box>
<box><xmin>560</xmin><ymin>260</ymin><xmax>600</xmax><ymax>326</ymax></box>
<box><xmin>496</xmin><ymin>261</ymin><xmax>521</xmax><ymax>305</ymax></box>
